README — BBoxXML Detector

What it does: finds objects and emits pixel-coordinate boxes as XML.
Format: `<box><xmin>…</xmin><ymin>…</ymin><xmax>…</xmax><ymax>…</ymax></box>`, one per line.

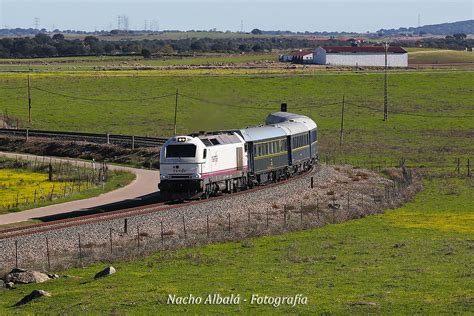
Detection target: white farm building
<box><xmin>313</xmin><ymin>46</ymin><xmax>408</xmax><ymax>67</ymax></box>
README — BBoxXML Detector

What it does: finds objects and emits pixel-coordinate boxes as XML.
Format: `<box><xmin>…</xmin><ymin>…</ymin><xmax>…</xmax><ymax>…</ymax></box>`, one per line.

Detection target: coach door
<box><xmin>236</xmin><ymin>147</ymin><xmax>244</xmax><ymax>171</ymax></box>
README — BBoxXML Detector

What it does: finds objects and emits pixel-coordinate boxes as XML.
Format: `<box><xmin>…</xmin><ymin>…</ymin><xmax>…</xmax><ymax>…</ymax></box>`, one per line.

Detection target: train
<box><xmin>158</xmin><ymin>108</ymin><xmax>318</xmax><ymax>200</ymax></box>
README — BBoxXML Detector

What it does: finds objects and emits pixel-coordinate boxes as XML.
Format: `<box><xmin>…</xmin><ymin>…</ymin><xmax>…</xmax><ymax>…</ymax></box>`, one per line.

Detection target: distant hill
<box><xmin>378</xmin><ymin>20</ymin><xmax>473</xmax><ymax>36</ymax></box>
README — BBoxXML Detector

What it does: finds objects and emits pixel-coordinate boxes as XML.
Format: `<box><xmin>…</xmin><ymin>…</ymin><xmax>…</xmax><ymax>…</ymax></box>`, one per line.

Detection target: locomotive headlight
<box><xmin>177</xmin><ymin>137</ymin><xmax>187</xmax><ymax>142</ymax></box>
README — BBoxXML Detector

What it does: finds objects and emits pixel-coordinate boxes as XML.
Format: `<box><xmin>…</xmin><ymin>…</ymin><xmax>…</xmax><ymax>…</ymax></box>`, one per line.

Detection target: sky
<box><xmin>0</xmin><ymin>0</ymin><xmax>472</xmax><ymax>32</ymax></box>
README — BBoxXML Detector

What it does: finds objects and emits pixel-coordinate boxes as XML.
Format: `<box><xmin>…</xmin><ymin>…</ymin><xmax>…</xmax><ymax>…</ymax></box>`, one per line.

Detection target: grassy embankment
<box><xmin>0</xmin><ymin>178</ymin><xmax>472</xmax><ymax>314</ymax></box>
<box><xmin>0</xmin><ymin>64</ymin><xmax>472</xmax><ymax>313</ymax></box>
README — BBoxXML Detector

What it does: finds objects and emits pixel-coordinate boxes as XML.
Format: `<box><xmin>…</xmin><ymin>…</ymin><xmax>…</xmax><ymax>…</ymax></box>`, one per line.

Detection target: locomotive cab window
<box><xmin>166</xmin><ymin>144</ymin><xmax>197</xmax><ymax>158</ymax></box>
<box><xmin>203</xmin><ymin>149</ymin><xmax>207</xmax><ymax>159</ymax></box>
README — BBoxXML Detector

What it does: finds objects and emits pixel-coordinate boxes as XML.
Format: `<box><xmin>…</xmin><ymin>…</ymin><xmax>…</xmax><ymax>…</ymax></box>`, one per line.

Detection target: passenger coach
<box><xmin>159</xmin><ymin>108</ymin><xmax>318</xmax><ymax>200</ymax></box>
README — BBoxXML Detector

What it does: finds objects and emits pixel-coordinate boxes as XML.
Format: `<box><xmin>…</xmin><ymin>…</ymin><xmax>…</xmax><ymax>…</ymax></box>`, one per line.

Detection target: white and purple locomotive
<box><xmin>158</xmin><ymin>110</ymin><xmax>318</xmax><ymax>200</ymax></box>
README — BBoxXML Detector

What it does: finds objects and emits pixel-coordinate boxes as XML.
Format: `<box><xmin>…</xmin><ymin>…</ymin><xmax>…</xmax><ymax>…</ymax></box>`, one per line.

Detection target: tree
<box><xmin>84</xmin><ymin>36</ymin><xmax>99</xmax><ymax>46</ymax></box>
<box><xmin>453</xmin><ymin>33</ymin><xmax>467</xmax><ymax>40</ymax></box>
<box><xmin>141</xmin><ymin>48</ymin><xmax>151</xmax><ymax>58</ymax></box>
<box><xmin>252</xmin><ymin>43</ymin><xmax>264</xmax><ymax>52</ymax></box>
<box><xmin>251</xmin><ymin>28</ymin><xmax>262</xmax><ymax>35</ymax></box>
<box><xmin>52</xmin><ymin>33</ymin><xmax>64</xmax><ymax>42</ymax></box>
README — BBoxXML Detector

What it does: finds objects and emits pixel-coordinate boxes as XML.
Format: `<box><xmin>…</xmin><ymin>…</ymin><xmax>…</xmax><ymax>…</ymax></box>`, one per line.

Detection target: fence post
<box><xmin>266</xmin><ymin>209</ymin><xmax>269</xmax><ymax>229</ymax></box>
<box><xmin>15</xmin><ymin>240</ymin><xmax>18</xmax><ymax>268</ymax></box>
<box><xmin>46</xmin><ymin>237</ymin><xmax>51</xmax><ymax>271</ymax></box>
<box><xmin>300</xmin><ymin>204</ymin><xmax>303</xmax><ymax>225</ymax></box>
<box><xmin>456</xmin><ymin>157</ymin><xmax>460</xmax><ymax>177</ymax></box>
<box><xmin>109</xmin><ymin>228</ymin><xmax>113</xmax><ymax>254</ymax></box>
<box><xmin>160</xmin><ymin>221</ymin><xmax>164</xmax><ymax>249</ymax></box>
<box><xmin>78</xmin><ymin>234</ymin><xmax>83</xmax><ymax>267</ymax></box>
<box><xmin>182</xmin><ymin>215</ymin><xmax>187</xmax><ymax>240</ymax></box>
<box><xmin>137</xmin><ymin>226</ymin><xmax>140</xmax><ymax>251</ymax></box>
<box><xmin>347</xmin><ymin>193</ymin><xmax>350</xmax><ymax>216</ymax></box>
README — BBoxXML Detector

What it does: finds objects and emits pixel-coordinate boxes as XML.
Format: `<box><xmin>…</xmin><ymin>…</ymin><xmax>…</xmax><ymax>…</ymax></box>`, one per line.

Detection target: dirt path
<box><xmin>0</xmin><ymin>152</ymin><xmax>160</xmax><ymax>225</ymax></box>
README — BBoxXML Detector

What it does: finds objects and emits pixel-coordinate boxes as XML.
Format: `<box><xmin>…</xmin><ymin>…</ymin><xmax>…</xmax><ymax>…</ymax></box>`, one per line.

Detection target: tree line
<box><xmin>0</xmin><ymin>33</ymin><xmax>472</xmax><ymax>58</ymax></box>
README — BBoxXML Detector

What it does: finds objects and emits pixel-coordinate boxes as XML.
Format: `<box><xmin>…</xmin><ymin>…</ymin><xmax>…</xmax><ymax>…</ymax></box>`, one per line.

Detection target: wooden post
<box><xmin>109</xmin><ymin>228</ymin><xmax>113</xmax><ymax>254</ymax></box>
<box><xmin>27</xmin><ymin>75</ymin><xmax>32</xmax><ymax>124</ymax></box>
<box><xmin>46</xmin><ymin>237</ymin><xmax>51</xmax><ymax>270</ymax></box>
<box><xmin>160</xmin><ymin>221</ymin><xmax>164</xmax><ymax>248</ymax></box>
<box><xmin>339</xmin><ymin>95</ymin><xmax>345</xmax><ymax>146</ymax></box>
<box><xmin>78</xmin><ymin>234</ymin><xmax>83</xmax><ymax>266</ymax></box>
<box><xmin>15</xmin><ymin>240</ymin><xmax>18</xmax><ymax>268</ymax></box>
<box><xmin>266</xmin><ymin>209</ymin><xmax>269</xmax><ymax>228</ymax></box>
<box><xmin>300</xmin><ymin>204</ymin><xmax>303</xmax><ymax>225</ymax></box>
<box><xmin>316</xmin><ymin>197</ymin><xmax>320</xmax><ymax>221</ymax></box>
<box><xmin>347</xmin><ymin>193</ymin><xmax>350</xmax><ymax>215</ymax></box>
<box><xmin>456</xmin><ymin>158</ymin><xmax>460</xmax><ymax>177</ymax></box>
<box><xmin>182</xmin><ymin>215</ymin><xmax>187</xmax><ymax>239</ymax></box>
<box><xmin>137</xmin><ymin>226</ymin><xmax>140</xmax><ymax>250</ymax></box>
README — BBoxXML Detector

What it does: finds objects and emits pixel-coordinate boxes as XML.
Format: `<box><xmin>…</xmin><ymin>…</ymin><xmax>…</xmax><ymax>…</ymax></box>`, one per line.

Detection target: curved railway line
<box><xmin>0</xmin><ymin>167</ymin><xmax>315</xmax><ymax>241</ymax></box>
<box><xmin>0</xmin><ymin>128</ymin><xmax>167</xmax><ymax>148</ymax></box>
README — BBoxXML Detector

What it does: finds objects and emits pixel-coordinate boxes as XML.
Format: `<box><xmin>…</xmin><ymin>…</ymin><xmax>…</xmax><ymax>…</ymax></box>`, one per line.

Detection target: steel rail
<box><xmin>0</xmin><ymin>166</ymin><xmax>316</xmax><ymax>240</ymax></box>
<box><xmin>0</xmin><ymin>128</ymin><xmax>168</xmax><ymax>148</ymax></box>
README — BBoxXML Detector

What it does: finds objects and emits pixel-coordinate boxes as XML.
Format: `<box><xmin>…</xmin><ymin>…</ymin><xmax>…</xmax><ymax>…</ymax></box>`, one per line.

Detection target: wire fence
<box><xmin>0</xmin><ymin>166</ymin><xmax>419</xmax><ymax>275</ymax></box>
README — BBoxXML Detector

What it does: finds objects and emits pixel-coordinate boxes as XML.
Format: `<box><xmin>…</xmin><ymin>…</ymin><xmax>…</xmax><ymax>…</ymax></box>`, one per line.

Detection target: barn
<box><xmin>279</xmin><ymin>50</ymin><xmax>313</xmax><ymax>63</ymax></box>
<box><xmin>313</xmin><ymin>46</ymin><xmax>408</xmax><ymax>67</ymax></box>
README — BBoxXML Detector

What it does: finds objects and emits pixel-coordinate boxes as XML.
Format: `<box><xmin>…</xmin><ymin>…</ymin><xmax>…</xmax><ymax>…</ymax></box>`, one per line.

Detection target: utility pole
<box><xmin>173</xmin><ymin>88</ymin><xmax>179</xmax><ymax>136</ymax></box>
<box><xmin>27</xmin><ymin>75</ymin><xmax>32</xmax><ymax>124</ymax></box>
<box><xmin>339</xmin><ymin>95</ymin><xmax>345</xmax><ymax>145</ymax></box>
<box><xmin>383</xmin><ymin>41</ymin><xmax>390</xmax><ymax>121</ymax></box>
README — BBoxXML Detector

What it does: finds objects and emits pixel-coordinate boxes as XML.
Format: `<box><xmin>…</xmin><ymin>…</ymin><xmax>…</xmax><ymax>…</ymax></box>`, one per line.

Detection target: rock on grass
<box><xmin>14</xmin><ymin>290</ymin><xmax>51</xmax><ymax>306</ymax></box>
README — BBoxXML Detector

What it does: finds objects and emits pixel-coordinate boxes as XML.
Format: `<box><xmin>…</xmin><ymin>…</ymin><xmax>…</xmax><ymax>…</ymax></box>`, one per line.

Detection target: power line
<box><xmin>345</xmin><ymin>101</ymin><xmax>474</xmax><ymax>118</ymax></box>
<box><xmin>31</xmin><ymin>87</ymin><xmax>176</xmax><ymax>102</ymax></box>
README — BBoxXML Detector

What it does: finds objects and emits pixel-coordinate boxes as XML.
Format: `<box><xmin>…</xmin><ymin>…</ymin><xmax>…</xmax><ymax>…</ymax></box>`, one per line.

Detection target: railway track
<box><xmin>0</xmin><ymin>167</ymin><xmax>315</xmax><ymax>240</ymax></box>
<box><xmin>0</xmin><ymin>128</ymin><xmax>167</xmax><ymax>148</ymax></box>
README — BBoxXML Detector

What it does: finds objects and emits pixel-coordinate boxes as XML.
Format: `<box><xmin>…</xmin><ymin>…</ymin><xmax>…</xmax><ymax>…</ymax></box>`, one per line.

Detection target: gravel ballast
<box><xmin>0</xmin><ymin>165</ymin><xmax>418</xmax><ymax>274</ymax></box>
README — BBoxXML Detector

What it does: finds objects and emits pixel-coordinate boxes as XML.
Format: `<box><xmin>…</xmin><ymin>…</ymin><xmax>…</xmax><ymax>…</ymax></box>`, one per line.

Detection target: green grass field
<box><xmin>0</xmin><ymin>178</ymin><xmax>472</xmax><ymax>314</ymax></box>
<box><xmin>0</xmin><ymin>66</ymin><xmax>472</xmax><ymax>313</ymax></box>
<box><xmin>0</xmin><ymin>54</ymin><xmax>277</xmax><ymax>72</ymax></box>
<box><xmin>1</xmin><ymin>70</ymin><xmax>472</xmax><ymax>169</ymax></box>
<box><xmin>408</xmin><ymin>49</ymin><xmax>474</xmax><ymax>64</ymax></box>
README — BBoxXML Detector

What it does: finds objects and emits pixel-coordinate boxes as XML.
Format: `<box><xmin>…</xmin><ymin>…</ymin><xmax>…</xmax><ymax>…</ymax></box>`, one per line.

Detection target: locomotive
<box><xmin>158</xmin><ymin>109</ymin><xmax>318</xmax><ymax>200</ymax></box>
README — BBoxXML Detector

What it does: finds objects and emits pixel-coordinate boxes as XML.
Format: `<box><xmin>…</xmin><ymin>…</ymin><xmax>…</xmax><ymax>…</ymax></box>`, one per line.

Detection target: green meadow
<box><xmin>0</xmin><ymin>178</ymin><xmax>472</xmax><ymax>314</ymax></box>
<box><xmin>1</xmin><ymin>70</ymin><xmax>472</xmax><ymax>168</ymax></box>
<box><xmin>0</xmin><ymin>65</ymin><xmax>472</xmax><ymax>313</ymax></box>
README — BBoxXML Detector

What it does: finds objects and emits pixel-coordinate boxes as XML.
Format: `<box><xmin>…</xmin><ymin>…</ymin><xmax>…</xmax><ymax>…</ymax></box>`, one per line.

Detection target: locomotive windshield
<box><xmin>166</xmin><ymin>144</ymin><xmax>196</xmax><ymax>158</ymax></box>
